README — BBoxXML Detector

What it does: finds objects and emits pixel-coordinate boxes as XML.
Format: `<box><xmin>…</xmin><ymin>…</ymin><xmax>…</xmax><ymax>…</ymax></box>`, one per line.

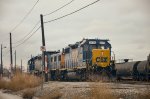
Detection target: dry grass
<box><xmin>22</xmin><ymin>89</ymin><xmax>36</xmax><ymax>99</ymax></box>
<box><xmin>40</xmin><ymin>90</ymin><xmax>62</xmax><ymax>99</ymax></box>
<box><xmin>0</xmin><ymin>72</ymin><xmax>41</xmax><ymax>91</ymax></box>
<box><xmin>90</xmin><ymin>83</ymin><xmax>117</xmax><ymax>99</ymax></box>
<box><xmin>39</xmin><ymin>83</ymin><xmax>117</xmax><ymax>99</ymax></box>
<box><xmin>0</xmin><ymin>79</ymin><xmax>9</xmax><ymax>89</ymax></box>
<box><xmin>136</xmin><ymin>92</ymin><xmax>150</xmax><ymax>99</ymax></box>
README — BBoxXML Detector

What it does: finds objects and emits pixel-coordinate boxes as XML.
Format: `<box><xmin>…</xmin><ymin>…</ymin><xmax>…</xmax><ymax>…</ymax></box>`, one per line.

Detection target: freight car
<box><xmin>137</xmin><ymin>60</ymin><xmax>150</xmax><ymax>80</ymax></box>
<box><xmin>28</xmin><ymin>38</ymin><xmax>116</xmax><ymax>80</ymax></box>
<box><xmin>115</xmin><ymin>54</ymin><xmax>150</xmax><ymax>81</ymax></box>
<box><xmin>115</xmin><ymin>61</ymin><xmax>141</xmax><ymax>80</ymax></box>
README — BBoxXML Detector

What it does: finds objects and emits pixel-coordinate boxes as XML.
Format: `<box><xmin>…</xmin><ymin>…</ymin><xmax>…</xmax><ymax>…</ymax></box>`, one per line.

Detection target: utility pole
<box><xmin>30</xmin><ymin>54</ymin><xmax>32</xmax><ymax>71</ymax></box>
<box><xmin>1</xmin><ymin>44</ymin><xmax>2</xmax><ymax>76</ymax></box>
<box><xmin>10</xmin><ymin>33</ymin><xmax>13</xmax><ymax>75</ymax></box>
<box><xmin>21</xmin><ymin>59</ymin><xmax>22</xmax><ymax>73</ymax></box>
<box><xmin>1</xmin><ymin>44</ymin><xmax>6</xmax><ymax>77</ymax></box>
<box><xmin>15</xmin><ymin>50</ymin><xmax>16</xmax><ymax>73</ymax></box>
<box><xmin>40</xmin><ymin>14</ymin><xmax>48</xmax><ymax>82</ymax></box>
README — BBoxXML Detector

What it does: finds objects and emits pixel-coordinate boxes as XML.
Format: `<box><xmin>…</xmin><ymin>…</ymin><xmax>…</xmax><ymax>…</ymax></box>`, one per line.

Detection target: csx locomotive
<box><xmin>28</xmin><ymin>38</ymin><xmax>115</xmax><ymax>80</ymax></box>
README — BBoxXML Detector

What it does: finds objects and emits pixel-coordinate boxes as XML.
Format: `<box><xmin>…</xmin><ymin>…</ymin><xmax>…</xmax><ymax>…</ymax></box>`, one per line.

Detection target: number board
<box><xmin>99</xmin><ymin>41</ymin><xmax>105</xmax><ymax>44</ymax></box>
<box><xmin>89</xmin><ymin>41</ymin><xmax>96</xmax><ymax>44</ymax></box>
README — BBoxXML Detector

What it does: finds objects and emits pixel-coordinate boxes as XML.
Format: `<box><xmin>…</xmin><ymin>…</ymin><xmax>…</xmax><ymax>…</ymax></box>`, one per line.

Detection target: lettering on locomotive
<box><xmin>96</xmin><ymin>57</ymin><xmax>108</xmax><ymax>62</ymax></box>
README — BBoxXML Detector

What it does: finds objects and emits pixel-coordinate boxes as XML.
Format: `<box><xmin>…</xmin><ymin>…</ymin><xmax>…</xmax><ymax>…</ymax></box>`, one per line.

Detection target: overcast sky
<box><xmin>0</xmin><ymin>0</ymin><xmax>150</xmax><ymax>70</ymax></box>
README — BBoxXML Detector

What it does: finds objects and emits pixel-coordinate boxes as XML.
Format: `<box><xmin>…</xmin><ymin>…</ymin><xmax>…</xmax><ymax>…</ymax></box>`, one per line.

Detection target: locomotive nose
<box><xmin>92</xmin><ymin>49</ymin><xmax>110</xmax><ymax>68</ymax></box>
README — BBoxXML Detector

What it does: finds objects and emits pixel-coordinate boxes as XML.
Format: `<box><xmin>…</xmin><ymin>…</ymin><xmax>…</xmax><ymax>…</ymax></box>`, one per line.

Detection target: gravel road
<box><xmin>34</xmin><ymin>81</ymin><xmax>150</xmax><ymax>99</ymax></box>
<box><xmin>1</xmin><ymin>81</ymin><xmax>149</xmax><ymax>99</ymax></box>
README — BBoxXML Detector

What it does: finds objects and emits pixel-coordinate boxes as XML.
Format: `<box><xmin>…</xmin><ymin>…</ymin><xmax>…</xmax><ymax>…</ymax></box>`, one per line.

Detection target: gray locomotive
<box><xmin>28</xmin><ymin>38</ymin><xmax>114</xmax><ymax>80</ymax></box>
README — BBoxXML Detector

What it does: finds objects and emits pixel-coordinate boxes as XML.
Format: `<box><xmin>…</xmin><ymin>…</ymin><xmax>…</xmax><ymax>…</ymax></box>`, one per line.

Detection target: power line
<box><xmin>44</xmin><ymin>0</ymin><xmax>100</xmax><ymax>24</ymax></box>
<box><xmin>43</xmin><ymin>0</ymin><xmax>75</xmax><ymax>16</ymax></box>
<box><xmin>12</xmin><ymin>26</ymin><xmax>41</xmax><ymax>48</ymax></box>
<box><xmin>12</xmin><ymin>0</ymin><xmax>99</xmax><ymax>48</ymax></box>
<box><xmin>10</xmin><ymin>0</ymin><xmax>40</xmax><ymax>32</ymax></box>
<box><xmin>13</xmin><ymin>21</ymin><xmax>40</xmax><ymax>44</ymax></box>
<box><xmin>12</xmin><ymin>0</ymin><xmax>74</xmax><ymax>44</ymax></box>
<box><xmin>5</xmin><ymin>0</ymin><xmax>100</xmax><ymax>53</ymax></box>
<box><xmin>2</xmin><ymin>21</ymin><xmax>40</xmax><ymax>56</ymax></box>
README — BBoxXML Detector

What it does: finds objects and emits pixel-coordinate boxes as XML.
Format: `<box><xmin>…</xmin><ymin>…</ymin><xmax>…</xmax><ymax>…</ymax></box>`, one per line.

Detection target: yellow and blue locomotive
<box><xmin>28</xmin><ymin>38</ymin><xmax>115</xmax><ymax>80</ymax></box>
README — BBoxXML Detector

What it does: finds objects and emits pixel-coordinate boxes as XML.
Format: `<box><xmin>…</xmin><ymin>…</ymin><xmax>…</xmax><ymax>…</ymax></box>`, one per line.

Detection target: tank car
<box><xmin>115</xmin><ymin>61</ymin><xmax>140</xmax><ymax>80</ymax></box>
<box><xmin>137</xmin><ymin>59</ymin><xmax>150</xmax><ymax>80</ymax></box>
<box><xmin>115</xmin><ymin>54</ymin><xmax>150</xmax><ymax>81</ymax></box>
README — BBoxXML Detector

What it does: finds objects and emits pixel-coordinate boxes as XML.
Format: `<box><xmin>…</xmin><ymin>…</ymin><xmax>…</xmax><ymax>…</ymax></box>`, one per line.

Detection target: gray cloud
<box><xmin>0</xmin><ymin>0</ymin><xmax>150</xmax><ymax>69</ymax></box>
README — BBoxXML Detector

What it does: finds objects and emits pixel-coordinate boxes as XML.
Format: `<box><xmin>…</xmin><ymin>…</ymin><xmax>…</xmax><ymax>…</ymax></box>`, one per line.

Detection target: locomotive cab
<box><xmin>81</xmin><ymin>39</ymin><xmax>114</xmax><ymax>78</ymax></box>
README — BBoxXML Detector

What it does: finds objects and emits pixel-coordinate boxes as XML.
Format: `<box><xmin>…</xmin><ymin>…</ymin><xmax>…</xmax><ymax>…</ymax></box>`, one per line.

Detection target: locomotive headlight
<box><xmin>101</xmin><ymin>51</ymin><xmax>104</xmax><ymax>56</ymax></box>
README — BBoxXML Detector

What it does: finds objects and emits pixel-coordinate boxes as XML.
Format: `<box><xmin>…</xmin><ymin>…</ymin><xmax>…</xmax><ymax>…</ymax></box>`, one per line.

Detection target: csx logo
<box><xmin>96</xmin><ymin>57</ymin><xmax>107</xmax><ymax>62</ymax></box>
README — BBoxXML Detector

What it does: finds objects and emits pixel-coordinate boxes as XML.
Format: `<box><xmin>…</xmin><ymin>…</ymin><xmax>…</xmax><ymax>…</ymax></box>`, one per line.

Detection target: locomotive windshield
<box><xmin>89</xmin><ymin>45</ymin><xmax>96</xmax><ymax>50</ymax></box>
<box><xmin>88</xmin><ymin>44</ymin><xmax>107</xmax><ymax>50</ymax></box>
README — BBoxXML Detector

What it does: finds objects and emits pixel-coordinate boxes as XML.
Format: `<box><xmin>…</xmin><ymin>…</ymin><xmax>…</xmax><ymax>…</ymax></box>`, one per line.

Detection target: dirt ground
<box><xmin>0</xmin><ymin>91</ymin><xmax>22</xmax><ymax>99</ymax></box>
<box><xmin>34</xmin><ymin>81</ymin><xmax>150</xmax><ymax>99</ymax></box>
<box><xmin>0</xmin><ymin>80</ymin><xmax>149</xmax><ymax>99</ymax></box>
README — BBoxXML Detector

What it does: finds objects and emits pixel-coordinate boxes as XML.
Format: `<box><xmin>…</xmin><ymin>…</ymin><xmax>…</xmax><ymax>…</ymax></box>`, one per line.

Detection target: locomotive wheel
<box><xmin>79</xmin><ymin>69</ymin><xmax>87</xmax><ymax>81</ymax></box>
<box><xmin>63</xmin><ymin>72</ymin><xmax>68</xmax><ymax>81</ymax></box>
<box><xmin>59</xmin><ymin>70</ymin><xmax>68</xmax><ymax>81</ymax></box>
<box><xmin>87</xmin><ymin>67</ymin><xmax>113</xmax><ymax>82</ymax></box>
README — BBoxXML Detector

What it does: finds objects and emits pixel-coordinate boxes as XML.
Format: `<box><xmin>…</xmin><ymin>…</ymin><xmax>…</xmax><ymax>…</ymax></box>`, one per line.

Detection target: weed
<box><xmin>40</xmin><ymin>90</ymin><xmax>62</xmax><ymax>99</ymax></box>
<box><xmin>22</xmin><ymin>89</ymin><xmax>35</xmax><ymax>99</ymax></box>
<box><xmin>0</xmin><ymin>72</ymin><xmax>41</xmax><ymax>91</ymax></box>
<box><xmin>90</xmin><ymin>83</ymin><xmax>117</xmax><ymax>99</ymax></box>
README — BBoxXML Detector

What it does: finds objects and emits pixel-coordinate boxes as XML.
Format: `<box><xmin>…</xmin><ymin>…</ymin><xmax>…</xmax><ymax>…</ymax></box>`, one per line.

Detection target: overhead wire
<box><xmin>44</xmin><ymin>0</ymin><xmax>100</xmax><ymax>23</ymax></box>
<box><xmin>11</xmin><ymin>0</ymin><xmax>100</xmax><ymax>51</ymax></box>
<box><xmin>13</xmin><ymin>0</ymin><xmax>74</xmax><ymax>44</ymax></box>
<box><xmin>12</xmin><ymin>26</ymin><xmax>41</xmax><ymax>48</ymax></box>
<box><xmin>2</xmin><ymin>24</ymin><xmax>40</xmax><ymax>56</ymax></box>
<box><xmin>13</xmin><ymin>21</ymin><xmax>40</xmax><ymax>44</ymax></box>
<box><xmin>2</xmin><ymin>0</ymin><xmax>100</xmax><ymax>67</ymax></box>
<box><xmin>4</xmin><ymin>0</ymin><xmax>100</xmax><ymax>52</ymax></box>
<box><xmin>10</xmin><ymin>0</ymin><xmax>40</xmax><ymax>32</ymax></box>
<box><xmin>4</xmin><ymin>0</ymin><xmax>75</xmax><ymax>64</ymax></box>
<box><xmin>43</xmin><ymin>0</ymin><xmax>75</xmax><ymax>16</ymax></box>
